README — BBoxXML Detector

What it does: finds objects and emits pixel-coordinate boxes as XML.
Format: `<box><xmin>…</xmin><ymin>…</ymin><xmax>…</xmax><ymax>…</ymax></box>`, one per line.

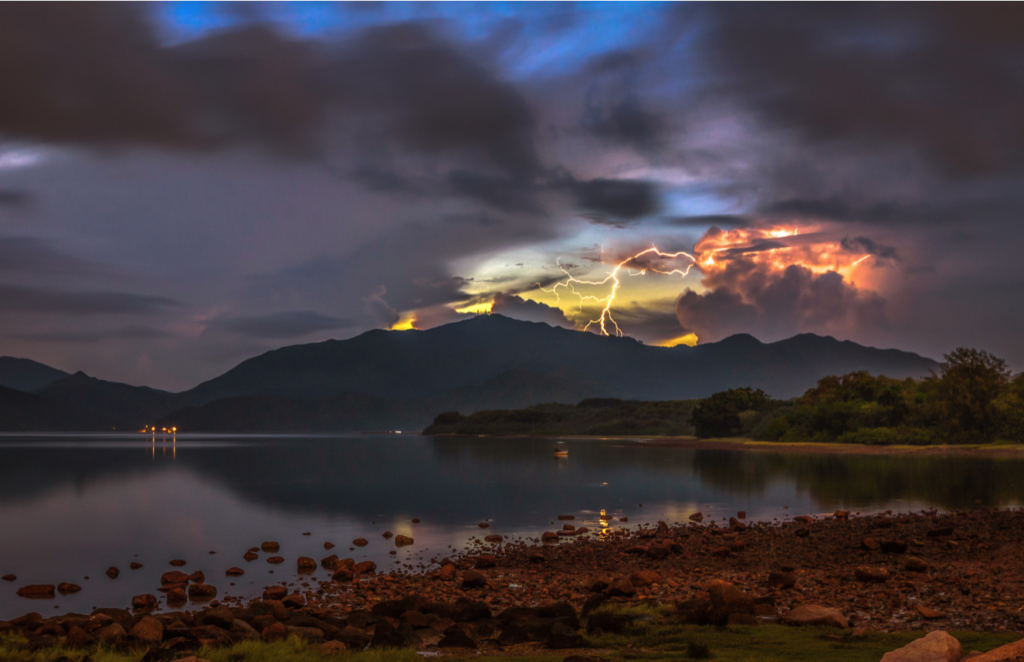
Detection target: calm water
<box><xmin>1</xmin><ymin>433</ymin><xmax>1023</xmax><ymax>619</ymax></box>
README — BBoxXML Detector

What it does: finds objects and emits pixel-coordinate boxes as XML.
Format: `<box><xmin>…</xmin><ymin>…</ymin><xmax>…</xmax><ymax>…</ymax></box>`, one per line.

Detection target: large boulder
<box><xmin>370</xmin><ymin>618</ymin><xmax>417</xmax><ymax>648</ymax></box>
<box><xmin>546</xmin><ymin>622</ymin><xmax>584</xmax><ymax>649</ymax></box>
<box><xmin>707</xmin><ymin>580</ymin><xmax>754</xmax><ymax>624</ymax></box>
<box><xmin>968</xmin><ymin>638</ymin><xmax>1024</xmax><ymax>661</ymax></box>
<box><xmin>16</xmin><ymin>585</ymin><xmax>55</xmax><ymax>598</ymax></box>
<box><xmin>879</xmin><ymin>630</ymin><xmax>962</xmax><ymax>662</ymax></box>
<box><xmin>161</xmin><ymin>571</ymin><xmax>189</xmax><ymax>586</ymax></box>
<box><xmin>129</xmin><ymin>616</ymin><xmax>164</xmax><ymax>644</ymax></box>
<box><xmin>783</xmin><ymin>605</ymin><xmax>849</xmax><ymax>628</ymax></box>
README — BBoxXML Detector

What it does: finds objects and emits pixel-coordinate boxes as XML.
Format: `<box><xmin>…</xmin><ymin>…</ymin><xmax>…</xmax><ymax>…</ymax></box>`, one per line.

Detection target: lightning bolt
<box><xmin>540</xmin><ymin>247</ymin><xmax>697</xmax><ymax>337</ymax></box>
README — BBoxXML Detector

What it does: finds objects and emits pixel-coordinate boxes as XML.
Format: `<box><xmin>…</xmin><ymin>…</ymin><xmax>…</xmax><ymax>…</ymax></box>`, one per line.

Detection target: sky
<box><xmin>1</xmin><ymin>3</ymin><xmax>1024</xmax><ymax>390</ymax></box>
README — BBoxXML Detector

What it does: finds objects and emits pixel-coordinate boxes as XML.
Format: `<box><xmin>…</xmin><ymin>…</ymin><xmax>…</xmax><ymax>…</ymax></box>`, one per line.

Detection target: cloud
<box><xmin>0</xmin><ymin>283</ymin><xmax>178</xmax><ymax>316</ymax></box>
<box><xmin>217</xmin><ymin>311</ymin><xmax>353</xmax><ymax>339</ymax></box>
<box><xmin>4</xmin><ymin>326</ymin><xmax>171</xmax><ymax>344</ymax></box>
<box><xmin>0</xmin><ymin>235</ymin><xmax>110</xmax><ymax>277</ymax></box>
<box><xmin>491</xmin><ymin>292</ymin><xmax>575</xmax><ymax>329</ymax></box>
<box><xmin>568</xmin><ymin>177</ymin><xmax>660</xmax><ymax>225</ymax></box>
<box><xmin>840</xmin><ymin>236</ymin><xmax>899</xmax><ymax>260</ymax></box>
<box><xmin>675</xmin><ymin>264</ymin><xmax>887</xmax><ymax>343</ymax></box>
<box><xmin>580</xmin><ymin>51</ymin><xmax>666</xmax><ymax>153</ymax></box>
<box><xmin>0</xmin><ymin>190</ymin><xmax>34</xmax><ymax>210</ymax></box>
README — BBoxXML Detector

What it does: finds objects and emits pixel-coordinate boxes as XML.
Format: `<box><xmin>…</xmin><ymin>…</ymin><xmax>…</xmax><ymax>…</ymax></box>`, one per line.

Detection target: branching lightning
<box><xmin>540</xmin><ymin>247</ymin><xmax>697</xmax><ymax>336</ymax></box>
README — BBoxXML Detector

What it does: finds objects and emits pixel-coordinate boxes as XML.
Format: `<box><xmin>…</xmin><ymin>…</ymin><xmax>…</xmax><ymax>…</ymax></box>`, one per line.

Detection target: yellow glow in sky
<box><xmin>390</xmin><ymin>314</ymin><xmax>417</xmax><ymax>331</ymax></box>
<box><xmin>656</xmin><ymin>333</ymin><xmax>699</xmax><ymax>348</ymax></box>
<box><xmin>453</xmin><ymin>300</ymin><xmax>493</xmax><ymax>315</ymax></box>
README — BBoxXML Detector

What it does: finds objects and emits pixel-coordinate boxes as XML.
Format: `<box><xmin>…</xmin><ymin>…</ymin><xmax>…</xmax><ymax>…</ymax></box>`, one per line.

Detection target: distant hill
<box><xmin>36</xmin><ymin>372</ymin><xmax>177</xmax><ymax>430</ymax></box>
<box><xmin>0</xmin><ymin>384</ymin><xmax>109</xmax><ymax>431</ymax></box>
<box><xmin>0</xmin><ymin>356</ymin><xmax>69</xmax><ymax>392</ymax></box>
<box><xmin>2</xmin><ymin>315</ymin><xmax>941</xmax><ymax>432</ymax></box>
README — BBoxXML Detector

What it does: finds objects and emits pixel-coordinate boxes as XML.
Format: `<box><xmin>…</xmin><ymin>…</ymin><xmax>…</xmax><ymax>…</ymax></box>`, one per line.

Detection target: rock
<box><xmin>95</xmin><ymin>622</ymin><xmax>127</xmax><ymax>644</ymax></box>
<box><xmin>263</xmin><ymin>586</ymin><xmax>287</xmax><ymax>601</ymax></box>
<box><xmin>607</xmin><ymin>577</ymin><xmax>636</xmax><ymax>597</ymax></box>
<box><xmin>783</xmin><ymin>605</ymin><xmax>849</xmax><ymax>628</ymax></box>
<box><xmin>131</xmin><ymin>593</ymin><xmax>158</xmax><ymax>610</ymax></box>
<box><xmin>438</xmin><ymin>564</ymin><xmax>456</xmax><ymax>581</ymax></box>
<box><xmin>835</xmin><ymin>510</ymin><xmax>850</xmax><ymax>519</ymax></box>
<box><xmin>282</xmin><ymin>593</ymin><xmax>306</xmax><ymax>609</ymax></box>
<box><xmin>927</xmin><ymin>527</ymin><xmax>954</xmax><ymax>538</ymax></box>
<box><xmin>729</xmin><ymin>517</ymin><xmax>746</xmax><ymax>530</ymax></box>
<box><xmin>57</xmin><ymin>582</ymin><xmax>81</xmax><ymax>594</ymax></box>
<box><xmin>968</xmin><ymin>638</ymin><xmax>1024</xmax><ymax>661</ymax></box>
<box><xmin>130</xmin><ymin>616</ymin><xmax>164</xmax><ymax>643</ymax></box>
<box><xmin>15</xmin><ymin>585</ymin><xmax>54</xmax><ymax>598</ymax></box>
<box><xmin>478</xmin><ymin>522</ymin><xmax>490</xmax><ymax>528</ymax></box>
<box><xmin>226</xmin><ymin>567</ymin><xmax>244</xmax><ymax>576</ymax></box>
<box><xmin>768</xmin><ymin>571</ymin><xmax>797</xmax><ymax>590</ymax></box>
<box><xmin>161</xmin><ymin>571</ymin><xmax>189</xmax><ymax>585</ymax></box>
<box><xmin>915</xmin><ymin>605</ymin><xmax>947</xmax><ymax>620</ymax></box>
<box><xmin>794</xmin><ymin>515</ymin><xmax>813</xmax><ymax>523</ymax></box>
<box><xmin>880</xmin><ymin>539</ymin><xmax>908</xmax><ymax>554</ymax></box>
<box><xmin>65</xmin><ymin>625</ymin><xmax>94</xmax><ymax>648</ymax></box>
<box><xmin>394</xmin><ymin>534</ymin><xmax>414</xmax><ymax>547</ymax></box>
<box><xmin>187</xmin><ymin>583</ymin><xmax>217</xmax><ymax>600</ymax></box>
<box><xmin>262</xmin><ymin>621</ymin><xmax>289</xmax><ymax>642</ymax></box>
<box><xmin>629</xmin><ymin>570</ymin><xmax>662</xmax><ymax>587</ymax></box>
<box><xmin>451</xmin><ymin>597</ymin><xmax>491</xmax><ymax>622</ymax></box>
<box><xmin>438</xmin><ymin>625</ymin><xmax>477</xmax><ymax>649</ymax></box>
<box><xmin>354</xmin><ymin>560</ymin><xmax>376</xmax><ymax>574</ymax></box>
<box><xmin>484</xmin><ymin>534</ymin><xmax>503</xmax><ymax>543</ymax></box>
<box><xmin>230</xmin><ymin>619</ymin><xmax>259</xmax><ymax>640</ymax></box>
<box><xmin>542</xmin><ymin>531</ymin><xmax>558</xmax><ymax>542</ymax></box>
<box><xmin>1</xmin><ymin>574</ymin><xmax>15</xmax><ymax>582</ymax></box>
<box><xmin>581</xmin><ymin>594</ymin><xmax>609</xmax><ymax>617</ymax></box>
<box><xmin>689</xmin><ymin>512</ymin><xmax>704</xmax><ymax>522</ymax></box>
<box><xmin>169</xmin><ymin>559</ymin><xmax>186</xmax><ymax>567</ymax></box>
<box><xmin>201</xmin><ymin>605</ymin><xmax>235</xmax><ymax>628</ymax></box>
<box><xmin>475</xmin><ymin>554</ymin><xmax>498</xmax><ymax>569</ymax></box>
<box><xmin>321</xmin><ymin>554</ymin><xmax>339</xmax><ymax>569</ymax></box>
<box><xmin>906</xmin><ymin>557</ymin><xmax>929</xmax><ymax>573</ymax></box>
<box><xmin>242</xmin><ymin>551</ymin><xmax>258</xmax><ymax>562</ymax></box>
<box><xmin>324</xmin><ymin>541</ymin><xmax>335</xmax><ymax>549</ymax></box>
<box><xmin>855</xmin><ymin>566</ymin><xmax>890</xmax><ymax>583</ymax></box>
<box><xmin>320</xmin><ymin>641</ymin><xmax>347</xmax><ymax>655</ymax></box>
<box><xmin>546</xmin><ymin>622</ymin><xmax>584</xmax><ymax>649</ymax></box>
<box><xmin>287</xmin><ymin>626</ymin><xmax>324</xmax><ymax>641</ymax></box>
<box><xmin>880</xmin><ymin>630</ymin><xmax>962</xmax><ymax>662</ymax></box>
<box><xmin>297</xmin><ymin>556</ymin><xmax>317</xmax><ymax>571</ymax></box>
<box><xmin>267</xmin><ymin>556</ymin><xmax>284</xmax><ymax>564</ymax></box>
<box><xmin>188</xmin><ymin>570</ymin><xmax>205</xmax><ymax>583</ymax></box>
<box><xmin>166</xmin><ymin>588</ymin><xmax>187</xmax><ymax>605</ymax></box>
<box><xmin>332</xmin><ymin>568</ymin><xmax>354</xmax><ymax>582</ymax></box>
<box><xmin>862</xmin><ymin>537</ymin><xmax>881</xmax><ymax>551</ymax></box>
<box><xmin>105</xmin><ymin>567</ymin><xmax>119</xmax><ymax>578</ymax></box>
<box><xmin>371</xmin><ymin>617</ymin><xmax>417</xmax><ymax>648</ymax></box>
<box><xmin>587</xmin><ymin>611</ymin><xmax>635</xmax><ymax>634</ymax></box>
<box><xmin>401</xmin><ymin>610</ymin><xmax>430</xmax><ymax>628</ymax></box>
<box><xmin>338</xmin><ymin>626</ymin><xmax>371</xmax><ymax>649</ymax></box>
<box><xmin>261</xmin><ymin>542</ymin><xmax>280</xmax><ymax>552</ymax></box>
<box><xmin>462</xmin><ymin>570</ymin><xmax>488</xmax><ymax>589</ymax></box>
<box><xmin>530</xmin><ymin>552</ymin><xmax>546</xmax><ymax>563</ymax></box>
<box><xmin>353</xmin><ymin>538</ymin><xmax>368</xmax><ymax>547</ymax></box>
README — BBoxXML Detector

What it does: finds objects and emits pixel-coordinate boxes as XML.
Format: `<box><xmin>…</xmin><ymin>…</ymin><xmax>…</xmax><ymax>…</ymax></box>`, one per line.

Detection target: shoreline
<box><xmin>431</xmin><ymin>432</ymin><xmax>1024</xmax><ymax>456</ymax></box>
<box><xmin>3</xmin><ymin>508</ymin><xmax>1023</xmax><ymax>658</ymax></box>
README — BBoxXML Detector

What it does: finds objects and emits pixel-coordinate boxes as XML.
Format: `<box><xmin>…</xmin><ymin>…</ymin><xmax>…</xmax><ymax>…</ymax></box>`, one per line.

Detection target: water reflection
<box><xmin>0</xmin><ymin>434</ymin><xmax>1022</xmax><ymax>619</ymax></box>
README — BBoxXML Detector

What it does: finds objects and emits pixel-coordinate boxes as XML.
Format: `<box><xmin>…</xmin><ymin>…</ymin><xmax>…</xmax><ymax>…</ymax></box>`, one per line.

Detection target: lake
<box><xmin>1</xmin><ymin>433</ymin><xmax>1022</xmax><ymax>619</ymax></box>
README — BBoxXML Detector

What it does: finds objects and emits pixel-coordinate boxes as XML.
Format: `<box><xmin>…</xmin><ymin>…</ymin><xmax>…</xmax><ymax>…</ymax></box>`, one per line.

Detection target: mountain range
<box><xmin>0</xmin><ymin>314</ymin><xmax>940</xmax><ymax>432</ymax></box>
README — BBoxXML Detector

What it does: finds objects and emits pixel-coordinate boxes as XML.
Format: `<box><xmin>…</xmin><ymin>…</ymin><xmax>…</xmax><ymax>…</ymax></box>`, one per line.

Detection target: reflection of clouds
<box><xmin>0</xmin><ymin>147</ymin><xmax>46</xmax><ymax>170</ymax></box>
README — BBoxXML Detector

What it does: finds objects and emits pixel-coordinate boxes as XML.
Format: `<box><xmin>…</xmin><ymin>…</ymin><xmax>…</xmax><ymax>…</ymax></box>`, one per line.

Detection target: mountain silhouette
<box><xmin>2</xmin><ymin>315</ymin><xmax>939</xmax><ymax>432</ymax></box>
<box><xmin>0</xmin><ymin>356</ymin><xmax>69</xmax><ymax>392</ymax></box>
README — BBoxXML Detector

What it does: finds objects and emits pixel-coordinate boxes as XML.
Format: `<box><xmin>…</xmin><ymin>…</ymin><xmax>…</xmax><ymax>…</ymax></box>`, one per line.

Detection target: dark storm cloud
<box><xmin>702</xmin><ymin>4</ymin><xmax>1024</xmax><ymax>177</ymax></box>
<box><xmin>0</xmin><ymin>236</ymin><xmax>109</xmax><ymax>277</ymax></box>
<box><xmin>580</xmin><ymin>51</ymin><xmax>666</xmax><ymax>153</ymax></box>
<box><xmin>214</xmin><ymin>311</ymin><xmax>353</xmax><ymax>340</ymax></box>
<box><xmin>675</xmin><ymin>265</ymin><xmax>887</xmax><ymax>344</ymax></box>
<box><xmin>0</xmin><ymin>283</ymin><xmax>177</xmax><ymax>316</ymax></box>
<box><xmin>664</xmin><ymin>215</ymin><xmax>753</xmax><ymax>229</ymax></box>
<box><xmin>491</xmin><ymin>293</ymin><xmax>574</xmax><ymax>329</ymax></box>
<box><xmin>567</xmin><ymin>177</ymin><xmax>660</xmax><ymax>225</ymax></box>
<box><xmin>0</xmin><ymin>190</ymin><xmax>35</xmax><ymax>210</ymax></box>
<box><xmin>5</xmin><ymin>326</ymin><xmax>172</xmax><ymax>343</ymax></box>
<box><xmin>841</xmin><ymin>236</ymin><xmax>899</xmax><ymax>260</ymax></box>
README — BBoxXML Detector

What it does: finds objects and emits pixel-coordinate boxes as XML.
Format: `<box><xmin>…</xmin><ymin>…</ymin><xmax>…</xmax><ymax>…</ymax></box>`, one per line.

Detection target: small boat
<box><xmin>552</xmin><ymin>442</ymin><xmax>568</xmax><ymax>457</ymax></box>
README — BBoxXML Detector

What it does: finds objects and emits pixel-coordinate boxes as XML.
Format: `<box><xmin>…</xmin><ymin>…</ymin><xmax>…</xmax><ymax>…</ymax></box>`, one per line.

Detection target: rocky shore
<box><xmin>3</xmin><ymin>508</ymin><xmax>1024</xmax><ymax>659</ymax></box>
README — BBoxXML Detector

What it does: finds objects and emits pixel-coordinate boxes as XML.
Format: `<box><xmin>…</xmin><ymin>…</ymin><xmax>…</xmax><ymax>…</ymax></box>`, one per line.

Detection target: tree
<box><xmin>932</xmin><ymin>348</ymin><xmax>1011</xmax><ymax>439</ymax></box>
<box><xmin>690</xmin><ymin>387</ymin><xmax>774</xmax><ymax>438</ymax></box>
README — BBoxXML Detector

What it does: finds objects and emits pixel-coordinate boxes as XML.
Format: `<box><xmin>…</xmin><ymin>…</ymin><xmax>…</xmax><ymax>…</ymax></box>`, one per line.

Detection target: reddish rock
<box><xmin>263</xmin><ymin>586</ymin><xmax>288</xmax><ymax>600</ymax></box>
<box><xmin>542</xmin><ymin>532</ymin><xmax>558</xmax><ymax>542</ymax></box>
<box><xmin>606</xmin><ymin>577</ymin><xmax>636</xmax><ymax>597</ymax></box>
<box><xmin>105</xmin><ymin>567</ymin><xmax>119</xmax><ymax>578</ymax></box>
<box><xmin>880</xmin><ymin>630</ymin><xmax>961</xmax><ymax>662</ymax></box>
<box><xmin>835</xmin><ymin>510</ymin><xmax>850</xmax><ymax>519</ymax></box>
<box><xmin>161</xmin><ymin>571</ymin><xmax>189</xmax><ymax>585</ymax></box>
<box><xmin>689</xmin><ymin>512</ymin><xmax>704</xmax><ymax>522</ymax></box>
<box><xmin>558</xmin><ymin>515</ymin><xmax>575</xmax><ymax>520</ymax></box>
<box><xmin>968</xmin><ymin>638</ymin><xmax>1024</xmax><ymax>661</ymax></box>
<box><xmin>320</xmin><ymin>641</ymin><xmax>346</xmax><ymax>656</ymax></box>
<box><xmin>261</xmin><ymin>542</ymin><xmax>280</xmax><ymax>552</ymax></box>
<box><xmin>166</xmin><ymin>587</ymin><xmax>187</xmax><ymax>605</ymax></box>
<box><xmin>297</xmin><ymin>556</ymin><xmax>317</xmax><ymax>570</ymax></box>
<box><xmin>462</xmin><ymin>570</ymin><xmax>488</xmax><ymax>589</ymax></box>
<box><xmin>353</xmin><ymin>561</ymin><xmax>376</xmax><ymax>574</ymax></box>
<box><xmin>95</xmin><ymin>622</ymin><xmax>127</xmax><ymax>644</ymax></box>
<box><xmin>130</xmin><ymin>615</ymin><xmax>164</xmax><ymax>643</ymax></box>
<box><xmin>16</xmin><ymin>585</ymin><xmax>54</xmax><ymax>598</ymax></box>
<box><xmin>57</xmin><ymin>582</ymin><xmax>81</xmax><ymax>595</ymax></box>
<box><xmin>1</xmin><ymin>574</ymin><xmax>15</xmax><ymax>582</ymax></box>
<box><xmin>187</xmin><ymin>583</ymin><xmax>217</xmax><ymax>600</ymax></box>
<box><xmin>262</xmin><ymin>621</ymin><xmax>289</xmax><ymax>642</ymax></box>
<box><xmin>324</xmin><ymin>541</ymin><xmax>335</xmax><ymax>550</ymax></box>
<box><xmin>438</xmin><ymin>564</ymin><xmax>457</xmax><ymax>581</ymax></box>
<box><xmin>478</xmin><ymin>522</ymin><xmax>490</xmax><ymax>528</ymax></box>
<box><xmin>783</xmin><ymin>605</ymin><xmax>849</xmax><ymax>628</ymax></box>
<box><xmin>321</xmin><ymin>554</ymin><xmax>339</xmax><ymax>569</ymax></box>
<box><xmin>65</xmin><ymin>626</ymin><xmax>94</xmax><ymax>648</ymax></box>
<box><xmin>395</xmin><ymin>535</ymin><xmax>414</xmax><ymax>546</ymax></box>
<box><xmin>267</xmin><ymin>556</ymin><xmax>284</xmax><ymax>564</ymax></box>
<box><xmin>484</xmin><ymin>534</ymin><xmax>504</xmax><ymax>543</ymax></box>
<box><xmin>353</xmin><ymin>538</ymin><xmax>368</xmax><ymax>547</ymax></box>
<box><xmin>169</xmin><ymin>559</ymin><xmax>186</xmax><ymax>567</ymax></box>
<box><xmin>905</xmin><ymin>557</ymin><xmax>929</xmax><ymax>573</ymax></box>
<box><xmin>768</xmin><ymin>571</ymin><xmax>797</xmax><ymax>590</ymax></box>
<box><xmin>855</xmin><ymin>566</ymin><xmax>890</xmax><ymax>583</ymax></box>
<box><xmin>188</xmin><ymin>570</ymin><xmax>205</xmax><ymax>583</ymax></box>
<box><xmin>332</xmin><ymin>568</ymin><xmax>354</xmax><ymax>582</ymax></box>
<box><xmin>131</xmin><ymin>593</ymin><xmax>158</xmax><ymax>610</ymax></box>
<box><xmin>382</xmin><ymin>531</ymin><xmax>394</xmax><ymax>538</ymax></box>
<box><xmin>129</xmin><ymin>562</ymin><xmax>143</xmax><ymax>570</ymax></box>
<box><xmin>915</xmin><ymin>605</ymin><xmax>947</xmax><ymax>620</ymax></box>
<box><xmin>729</xmin><ymin>517</ymin><xmax>746</xmax><ymax>530</ymax></box>
<box><xmin>794</xmin><ymin>515</ymin><xmax>814</xmax><ymax>523</ymax></box>
<box><xmin>282</xmin><ymin>593</ymin><xmax>306</xmax><ymax>609</ymax></box>
<box><xmin>226</xmin><ymin>567</ymin><xmax>244</xmax><ymax>576</ymax></box>
<box><xmin>629</xmin><ymin>570</ymin><xmax>662</xmax><ymax>587</ymax></box>
<box><xmin>243</xmin><ymin>550</ymin><xmax>258</xmax><ymax>562</ymax></box>
<box><xmin>475</xmin><ymin>554</ymin><xmax>498</xmax><ymax>569</ymax></box>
